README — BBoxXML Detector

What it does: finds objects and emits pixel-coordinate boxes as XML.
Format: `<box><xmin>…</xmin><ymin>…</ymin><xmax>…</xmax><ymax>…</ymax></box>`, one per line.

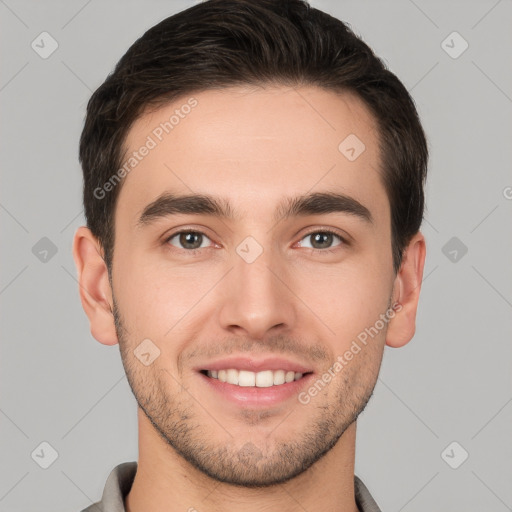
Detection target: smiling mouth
<box><xmin>200</xmin><ymin>369</ymin><xmax>313</xmax><ymax>388</ymax></box>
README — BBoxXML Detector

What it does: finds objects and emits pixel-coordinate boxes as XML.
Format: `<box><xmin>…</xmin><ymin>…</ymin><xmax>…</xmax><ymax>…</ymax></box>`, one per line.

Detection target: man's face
<box><xmin>111</xmin><ymin>86</ymin><xmax>396</xmax><ymax>486</ymax></box>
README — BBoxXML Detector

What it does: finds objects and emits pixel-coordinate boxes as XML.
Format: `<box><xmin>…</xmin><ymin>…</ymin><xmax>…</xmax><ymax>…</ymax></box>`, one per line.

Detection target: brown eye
<box><xmin>166</xmin><ymin>231</ymin><xmax>211</xmax><ymax>250</ymax></box>
<box><xmin>299</xmin><ymin>230</ymin><xmax>344</xmax><ymax>251</ymax></box>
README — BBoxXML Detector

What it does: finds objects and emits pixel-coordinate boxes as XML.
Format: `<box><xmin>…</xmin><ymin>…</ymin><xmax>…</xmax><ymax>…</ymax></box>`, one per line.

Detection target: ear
<box><xmin>72</xmin><ymin>226</ymin><xmax>119</xmax><ymax>346</ymax></box>
<box><xmin>386</xmin><ymin>231</ymin><xmax>426</xmax><ymax>348</ymax></box>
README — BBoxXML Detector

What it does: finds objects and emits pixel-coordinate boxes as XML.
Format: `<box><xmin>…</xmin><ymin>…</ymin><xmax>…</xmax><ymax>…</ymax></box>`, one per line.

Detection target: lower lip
<box><xmin>199</xmin><ymin>372</ymin><xmax>314</xmax><ymax>407</ymax></box>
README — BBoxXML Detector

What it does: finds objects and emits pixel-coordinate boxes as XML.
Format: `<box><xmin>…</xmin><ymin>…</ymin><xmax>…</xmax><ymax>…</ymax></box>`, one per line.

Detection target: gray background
<box><xmin>1</xmin><ymin>0</ymin><xmax>511</xmax><ymax>510</ymax></box>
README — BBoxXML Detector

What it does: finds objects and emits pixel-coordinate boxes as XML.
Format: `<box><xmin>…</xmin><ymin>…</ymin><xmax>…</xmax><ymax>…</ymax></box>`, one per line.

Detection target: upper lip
<box><xmin>195</xmin><ymin>356</ymin><xmax>314</xmax><ymax>374</ymax></box>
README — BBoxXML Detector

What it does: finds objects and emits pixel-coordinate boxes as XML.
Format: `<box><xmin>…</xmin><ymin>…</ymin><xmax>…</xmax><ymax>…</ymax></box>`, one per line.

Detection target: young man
<box><xmin>73</xmin><ymin>1</ymin><xmax>427</xmax><ymax>511</ymax></box>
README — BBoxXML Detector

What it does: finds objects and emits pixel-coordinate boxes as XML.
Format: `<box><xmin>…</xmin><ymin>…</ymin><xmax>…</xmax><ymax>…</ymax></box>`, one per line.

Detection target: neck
<box><xmin>125</xmin><ymin>409</ymin><xmax>360</xmax><ymax>512</ymax></box>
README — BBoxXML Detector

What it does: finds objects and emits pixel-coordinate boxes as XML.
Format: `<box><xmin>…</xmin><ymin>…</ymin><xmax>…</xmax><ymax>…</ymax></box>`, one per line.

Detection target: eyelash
<box><xmin>163</xmin><ymin>228</ymin><xmax>348</xmax><ymax>256</ymax></box>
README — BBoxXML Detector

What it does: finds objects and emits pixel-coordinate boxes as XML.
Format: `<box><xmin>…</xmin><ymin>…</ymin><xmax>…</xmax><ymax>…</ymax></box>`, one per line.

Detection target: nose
<box><xmin>217</xmin><ymin>244</ymin><xmax>297</xmax><ymax>340</ymax></box>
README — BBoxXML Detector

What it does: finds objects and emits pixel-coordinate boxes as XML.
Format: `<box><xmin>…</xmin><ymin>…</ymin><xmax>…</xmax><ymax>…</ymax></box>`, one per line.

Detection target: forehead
<box><xmin>116</xmin><ymin>85</ymin><xmax>387</xmax><ymax>230</ymax></box>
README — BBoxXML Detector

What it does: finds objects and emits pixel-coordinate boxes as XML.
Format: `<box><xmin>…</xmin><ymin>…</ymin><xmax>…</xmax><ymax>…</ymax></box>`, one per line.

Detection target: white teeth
<box><xmin>273</xmin><ymin>370</ymin><xmax>285</xmax><ymax>385</ymax></box>
<box><xmin>206</xmin><ymin>368</ymin><xmax>306</xmax><ymax>387</ymax></box>
<box><xmin>255</xmin><ymin>370</ymin><xmax>274</xmax><ymax>388</ymax></box>
<box><xmin>226</xmin><ymin>369</ymin><xmax>238</xmax><ymax>385</ymax></box>
<box><xmin>238</xmin><ymin>370</ymin><xmax>255</xmax><ymax>387</ymax></box>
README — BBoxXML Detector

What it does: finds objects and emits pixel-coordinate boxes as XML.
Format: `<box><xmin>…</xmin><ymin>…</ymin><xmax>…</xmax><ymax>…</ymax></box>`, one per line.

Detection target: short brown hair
<box><xmin>79</xmin><ymin>0</ymin><xmax>428</xmax><ymax>274</ymax></box>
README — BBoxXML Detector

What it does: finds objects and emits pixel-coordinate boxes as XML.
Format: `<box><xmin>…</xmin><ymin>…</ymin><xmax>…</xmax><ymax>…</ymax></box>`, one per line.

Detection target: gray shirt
<box><xmin>80</xmin><ymin>461</ymin><xmax>382</xmax><ymax>512</ymax></box>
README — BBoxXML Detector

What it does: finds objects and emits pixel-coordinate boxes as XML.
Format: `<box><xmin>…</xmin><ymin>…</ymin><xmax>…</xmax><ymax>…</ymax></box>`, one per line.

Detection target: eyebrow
<box><xmin>136</xmin><ymin>191</ymin><xmax>373</xmax><ymax>228</ymax></box>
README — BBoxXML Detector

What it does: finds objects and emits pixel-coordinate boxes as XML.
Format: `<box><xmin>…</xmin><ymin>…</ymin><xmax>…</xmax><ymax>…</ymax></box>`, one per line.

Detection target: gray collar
<box><xmin>81</xmin><ymin>461</ymin><xmax>382</xmax><ymax>512</ymax></box>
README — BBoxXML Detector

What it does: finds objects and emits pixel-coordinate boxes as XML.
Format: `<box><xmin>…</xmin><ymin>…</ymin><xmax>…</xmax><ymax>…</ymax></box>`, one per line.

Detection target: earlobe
<box><xmin>72</xmin><ymin>226</ymin><xmax>119</xmax><ymax>346</ymax></box>
<box><xmin>386</xmin><ymin>231</ymin><xmax>426</xmax><ymax>348</ymax></box>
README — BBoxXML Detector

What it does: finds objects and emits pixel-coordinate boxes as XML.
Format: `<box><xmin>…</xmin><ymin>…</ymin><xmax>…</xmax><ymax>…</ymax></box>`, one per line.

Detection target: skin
<box><xmin>73</xmin><ymin>85</ymin><xmax>426</xmax><ymax>512</ymax></box>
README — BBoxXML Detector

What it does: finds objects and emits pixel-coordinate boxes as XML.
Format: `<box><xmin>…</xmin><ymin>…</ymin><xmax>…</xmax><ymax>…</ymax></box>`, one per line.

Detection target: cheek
<box><xmin>112</xmin><ymin>255</ymin><xmax>171</xmax><ymax>340</ymax></box>
<box><xmin>292</xmin><ymin>259</ymin><xmax>392</xmax><ymax>348</ymax></box>
<box><xmin>115</xmin><ymin>256</ymin><xmax>222</xmax><ymax>341</ymax></box>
